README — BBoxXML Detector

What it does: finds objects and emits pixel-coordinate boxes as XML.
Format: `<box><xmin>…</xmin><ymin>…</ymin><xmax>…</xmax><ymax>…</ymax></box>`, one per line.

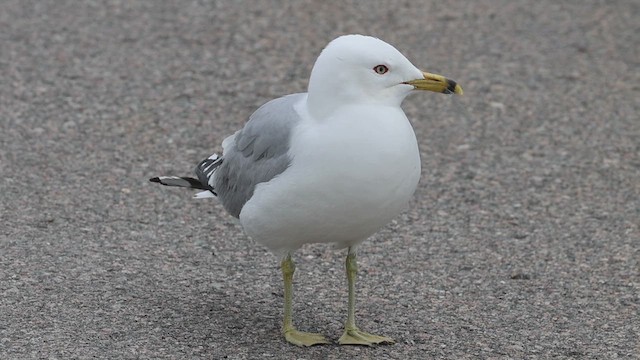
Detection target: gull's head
<box><xmin>307</xmin><ymin>35</ymin><xmax>462</xmax><ymax>119</ymax></box>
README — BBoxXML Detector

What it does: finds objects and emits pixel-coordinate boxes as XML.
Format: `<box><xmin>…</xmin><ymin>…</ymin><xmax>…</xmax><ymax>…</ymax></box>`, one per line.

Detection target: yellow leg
<box><xmin>281</xmin><ymin>254</ymin><xmax>329</xmax><ymax>346</ymax></box>
<box><xmin>338</xmin><ymin>248</ymin><xmax>395</xmax><ymax>346</ymax></box>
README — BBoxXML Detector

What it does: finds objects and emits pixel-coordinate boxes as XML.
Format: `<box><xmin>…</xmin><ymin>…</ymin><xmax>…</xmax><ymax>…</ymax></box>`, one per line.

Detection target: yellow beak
<box><xmin>403</xmin><ymin>71</ymin><xmax>463</xmax><ymax>95</ymax></box>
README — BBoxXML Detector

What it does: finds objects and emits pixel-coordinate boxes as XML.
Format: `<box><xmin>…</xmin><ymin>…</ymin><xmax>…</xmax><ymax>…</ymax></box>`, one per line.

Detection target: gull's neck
<box><xmin>306</xmin><ymin>86</ymin><xmax>406</xmax><ymax>120</ymax></box>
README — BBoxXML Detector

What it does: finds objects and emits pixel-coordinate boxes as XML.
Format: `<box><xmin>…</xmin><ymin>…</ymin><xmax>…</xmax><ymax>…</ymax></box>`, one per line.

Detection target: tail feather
<box><xmin>149</xmin><ymin>176</ymin><xmax>210</xmax><ymax>190</ymax></box>
<box><xmin>149</xmin><ymin>153</ymin><xmax>222</xmax><ymax>198</ymax></box>
<box><xmin>194</xmin><ymin>190</ymin><xmax>216</xmax><ymax>199</ymax></box>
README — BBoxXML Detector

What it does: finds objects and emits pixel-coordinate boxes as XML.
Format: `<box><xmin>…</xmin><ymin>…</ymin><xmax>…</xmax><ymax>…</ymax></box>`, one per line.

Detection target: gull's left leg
<box><xmin>338</xmin><ymin>247</ymin><xmax>395</xmax><ymax>346</ymax></box>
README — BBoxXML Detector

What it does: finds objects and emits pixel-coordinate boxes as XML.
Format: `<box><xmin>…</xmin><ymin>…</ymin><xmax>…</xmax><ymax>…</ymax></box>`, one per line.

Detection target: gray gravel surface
<box><xmin>1</xmin><ymin>1</ymin><xmax>638</xmax><ymax>359</ymax></box>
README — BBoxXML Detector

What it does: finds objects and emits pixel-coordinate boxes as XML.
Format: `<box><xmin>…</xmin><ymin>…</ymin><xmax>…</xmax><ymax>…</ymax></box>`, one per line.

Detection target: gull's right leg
<box><xmin>281</xmin><ymin>254</ymin><xmax>329</xmax><ymax>346</ymax></box>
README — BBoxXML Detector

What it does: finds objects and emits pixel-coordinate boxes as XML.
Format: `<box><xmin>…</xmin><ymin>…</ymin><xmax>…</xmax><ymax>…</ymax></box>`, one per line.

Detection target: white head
<box><xmin>306</xmin><ymin>35</ymin><xmax>462</xmax><ymax>119</ymax></box>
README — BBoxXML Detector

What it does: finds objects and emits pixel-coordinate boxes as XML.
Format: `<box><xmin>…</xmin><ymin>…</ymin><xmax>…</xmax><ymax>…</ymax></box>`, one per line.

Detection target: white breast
<box><xmin>239</xmin><ymin>102</ymin><xmax>421</xmax><ymax>255</ymax></box>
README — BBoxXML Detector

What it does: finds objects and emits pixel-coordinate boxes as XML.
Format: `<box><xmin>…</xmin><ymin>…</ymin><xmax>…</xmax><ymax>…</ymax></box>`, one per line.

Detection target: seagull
<box><xmin>150</xmin><ymin>34</ymin><xmax>462</xmax><ymax>346</ymax></box>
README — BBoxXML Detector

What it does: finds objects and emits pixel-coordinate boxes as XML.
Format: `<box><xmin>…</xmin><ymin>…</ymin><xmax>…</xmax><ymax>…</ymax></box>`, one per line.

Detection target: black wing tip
<box><xmin>195</xmin><ymin>156</ymin><xmax>223</xmax><ymax>187</ymax></box>
<box><xmin>149</xmin><ymin>177</ymin><xmax>161</xmax><ymax>183</ymax></box>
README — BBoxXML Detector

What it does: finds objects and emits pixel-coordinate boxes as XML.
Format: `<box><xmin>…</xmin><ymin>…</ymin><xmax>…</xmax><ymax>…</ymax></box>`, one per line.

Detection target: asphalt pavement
<box><xmin>1</xmin><ymin>1</ymin><xmax>638</xmax><ymax>358</ymax></box>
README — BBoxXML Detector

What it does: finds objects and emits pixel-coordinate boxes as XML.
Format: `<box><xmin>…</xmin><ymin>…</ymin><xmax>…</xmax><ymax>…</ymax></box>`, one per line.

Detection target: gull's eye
<box><xmin>373</xmin><ymin>65</ymin><xmax>389</xmax><ymax>75</ymax></box>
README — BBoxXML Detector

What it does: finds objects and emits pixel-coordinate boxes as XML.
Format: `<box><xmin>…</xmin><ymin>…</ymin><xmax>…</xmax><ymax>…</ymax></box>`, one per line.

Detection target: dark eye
<box><xmin>373</xmin><ymin>65</ymin><xmax>389</xmax><ymax>75</ymax></box>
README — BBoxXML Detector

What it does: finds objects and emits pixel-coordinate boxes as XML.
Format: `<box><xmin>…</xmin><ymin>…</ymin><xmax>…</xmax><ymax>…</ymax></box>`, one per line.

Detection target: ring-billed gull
<box><xmin>150</xmin><ymin>34</ymin><xmax>462</xmax><ymax>346</ymax></box>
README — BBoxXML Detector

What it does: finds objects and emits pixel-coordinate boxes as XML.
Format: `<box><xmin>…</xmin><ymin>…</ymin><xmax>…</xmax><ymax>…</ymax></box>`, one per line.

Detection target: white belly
<box><xmin>239</xmin><ymin>105</ymin><xmax>421</xmax><ymax>255</ymax></box>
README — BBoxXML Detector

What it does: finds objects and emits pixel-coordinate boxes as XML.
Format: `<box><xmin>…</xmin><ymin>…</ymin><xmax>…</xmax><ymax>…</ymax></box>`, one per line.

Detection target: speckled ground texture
<box><xmin>1</xmin><ymin>0</ymin><xmax>638</xmax><ymax>359</ymax></box>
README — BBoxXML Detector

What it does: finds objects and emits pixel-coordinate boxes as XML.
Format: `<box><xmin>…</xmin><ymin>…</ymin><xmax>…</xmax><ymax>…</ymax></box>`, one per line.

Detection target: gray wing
<box><xmin>214</xmin><ymin>93</ymin><xmax>304</xmax><ymax>218</ymax></box>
